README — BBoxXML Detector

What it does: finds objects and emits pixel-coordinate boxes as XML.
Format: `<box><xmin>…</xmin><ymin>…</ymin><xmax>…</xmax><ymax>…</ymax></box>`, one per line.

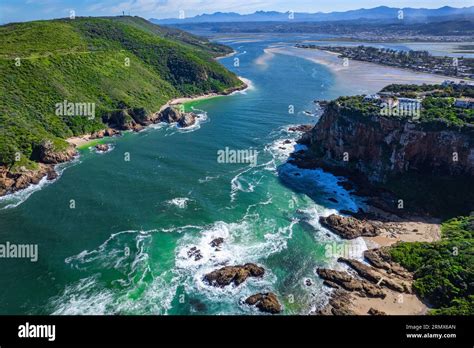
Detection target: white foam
<box><xmin>233</xmin><ymin>77</ymin><xmax>255</xmax><ymax>95</ymax></box>
<box><xmin>173</xmin><ymin>215</ymin><xmax>296</xmax><ymax>311</ymax></box>
<box><xmin>0</xmin><ymin>156</ymin><xmax>80</xmax><ymax>210</ymax></box>
<box><xmin>166</xmin><ymin>197</ymin><xmax>192</xmax><ymax>209</ymax></box>
<box><xmin>51</xmin><ymin>229</ymin><xmax>180</xmax><ymax>315</ymax></box>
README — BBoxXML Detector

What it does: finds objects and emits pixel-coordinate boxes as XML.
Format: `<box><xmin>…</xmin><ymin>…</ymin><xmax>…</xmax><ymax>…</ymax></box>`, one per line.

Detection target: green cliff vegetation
<box><xmin>390</xmin><ymin>215</ymin><xmax>474</xmax><ymax>315</ymax></box>
<box><xmin>0</xmin><ymin>16</ymin><xmax>243</xmax><ymax>167</ymax></box>
<box><xmin>336</xmin><ymin>84</ymin><xmax>474</xmax><ymax>127</ymax></box>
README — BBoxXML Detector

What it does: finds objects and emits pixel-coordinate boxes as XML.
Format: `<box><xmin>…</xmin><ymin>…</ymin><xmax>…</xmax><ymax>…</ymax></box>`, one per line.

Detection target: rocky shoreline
<box><xmin>0</xmin><ymin>81</ymin><xmax>248</xmax><ymax>199</ymax></box>
<box><xmin>285</xmin><ymin>110</ymin><xmax>448</xmax><ymax>315</ymax></box>
<box><xmin>0</xmin><ymin>141</ymin><xmax>77</xmax><ymax>197</ymax></box>
<box><xmin>313</xmin><ymin>206</ymin><xmax>439</xmax><ymax>315</ymax></box>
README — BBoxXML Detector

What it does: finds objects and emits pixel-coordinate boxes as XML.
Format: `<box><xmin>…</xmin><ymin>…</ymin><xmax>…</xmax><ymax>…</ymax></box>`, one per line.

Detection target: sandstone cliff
<box><xmin>292</xmin><ymin>101</ymin><xmax>474</xmax><ymax>217</ymax></box>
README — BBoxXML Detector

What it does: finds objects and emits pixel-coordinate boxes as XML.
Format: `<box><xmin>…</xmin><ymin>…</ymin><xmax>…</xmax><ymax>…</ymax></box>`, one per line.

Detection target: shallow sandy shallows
<box><xmin>268</xmin><ymin>46</ymin><xmax>462</xmax><ymax>94</ymax></box>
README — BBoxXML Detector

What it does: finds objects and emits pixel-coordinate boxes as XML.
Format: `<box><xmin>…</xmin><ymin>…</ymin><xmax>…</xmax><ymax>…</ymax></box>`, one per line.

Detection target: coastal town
<box><xmin>296</xmin><ymin>44</ymin><xmax>474</xmax><ymax>79</ymax></box>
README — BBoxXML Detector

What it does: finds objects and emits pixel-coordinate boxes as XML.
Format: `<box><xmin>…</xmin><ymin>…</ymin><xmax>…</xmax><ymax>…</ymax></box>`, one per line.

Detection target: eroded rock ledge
<box><xmin>320</xmin><ymin>214</ymin><xmax>382</xmax><ymax>239</ymax></box>
<box><xmin>316</xmin><ymin>248</ymin><xmax>415</xmax><ymax>315</ymax></box>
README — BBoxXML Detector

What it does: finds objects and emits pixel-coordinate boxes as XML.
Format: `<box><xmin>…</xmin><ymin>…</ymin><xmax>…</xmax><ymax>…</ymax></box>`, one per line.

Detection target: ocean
<box><xmin>0</xmin><ymin>36</ymin><xmax>381</xmax><ymax>315</ymax></box>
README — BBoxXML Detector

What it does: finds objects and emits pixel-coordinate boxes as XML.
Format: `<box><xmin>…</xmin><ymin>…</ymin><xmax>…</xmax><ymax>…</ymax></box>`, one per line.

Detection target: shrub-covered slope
<box><xmin>390</xmin><ymin>215</ymin><xmax>474</xmax><ymax>315</ymax></box>
<box><xmin>0</xmin><ymin>16</ymin><xmax>242</xmax><ymax>167</ymax></box>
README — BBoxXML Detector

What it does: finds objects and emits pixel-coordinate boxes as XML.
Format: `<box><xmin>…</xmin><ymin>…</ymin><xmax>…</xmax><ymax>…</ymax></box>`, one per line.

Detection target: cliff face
<box><xmin>290</xmin><ymin>102</ymin><xmax>474</xmax><ymax>217</ymax></box>
<box><xmin>309</xmin><ymin>103</ymin><xmax>474</xmax><ymax>183</ymax></box>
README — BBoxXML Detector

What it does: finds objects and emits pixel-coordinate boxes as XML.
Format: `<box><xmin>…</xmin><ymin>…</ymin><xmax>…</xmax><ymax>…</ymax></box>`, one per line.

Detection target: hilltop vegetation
<box><xmin>336</xmin><ymin>84</ymin><xmax>474</xmax><ymax>127</ymax></box>
<box><xmin>0</xmin><ymin>16</ymin><xmax>242</xmax><ymax>168</ymax></box>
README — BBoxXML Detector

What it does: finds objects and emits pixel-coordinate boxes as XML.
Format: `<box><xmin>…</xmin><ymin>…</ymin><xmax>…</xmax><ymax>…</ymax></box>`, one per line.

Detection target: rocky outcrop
<box><xmin>368</xmin><ymin>308</ymin><xmax>386</xmax><ymax>315</ymax></box>
<box><xmin>34</xmin><ymin>140</ymin><xmax>77</xmax><ymax>165</ymax></box>
<box><xmin>316</xmin><ymin>268</ymin><xmax>385</xmax><ymax>298</ymax></box>
<box><xmin>158</xmin><ymin>106</ymin><xmax>197</xmax><ymax>128</ymax></box>
<box><xmin>0</xmin><ymin>140</ymin><xmax>77</xmax><ymax>197</ymax></box>
<box><xmin>95</xmin><ymin>144</ymin><xmax>110</xmax><ymax>152</ymax></box>
<box><xmin>245</xmin><ymin>292</ymin><xmax>282</xmax><ymax>314</ymax></box>
<box><xmin>364</xmin><ymin>248</ymin><xmax>412</xmax><ymax>280</ymax></box>
<box><xmin>338</xmin><ymin>257</ymin><xmax>411</xmax><ymax>293</ymax></box>
<box><xmin>289</xmin><ymin>125</ymin><xmax>313</xmax><ymax>133</ymax></box>
<box><xmin>308</xmin><ymin>102</ymin><xmax>474</xmax><ymax>182</ymax></box>
<box><xmin>187</xmin><ymin>247</ymin><xmax>203</xmax><ymax>261</ymax></box>
<box><xmin>290</xmin><ymin>98</ymin><xmax>474</xmax><ymax>216</ymax></box>
<box><xmin>1</xmin><ymin>164</ymin><xmax>51</xmax><ymax>196</ymax></box>
<box><xmin>210</xmin><ymin>237</ymin><xmax>224</xmax><ymax>249</ymax></box>
<box><xmin>178</xmin><ymin>112</ymin><xmax>197</xmax><ymax>128</ymax></box>
<box><xmin>90</xmin><ymin>128</ymin><xmax>121</xmax><ymax>139</ymax></box>
<box><xmin>320</xmin><ymin>214</ymin><xmax>381</xmax><ymax>239</ymax></box>
<box><xmin>203</xmin><ymin>263</ymin><xmax>265</xmax><ymax>287</ymax></box>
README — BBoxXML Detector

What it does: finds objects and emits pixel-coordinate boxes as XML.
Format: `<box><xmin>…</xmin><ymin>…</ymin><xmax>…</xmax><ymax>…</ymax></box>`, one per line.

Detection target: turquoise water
<box><xmin>0</xmin><ymin>37</ymin><xmax>364</xmax><ymax>315</ymax></box>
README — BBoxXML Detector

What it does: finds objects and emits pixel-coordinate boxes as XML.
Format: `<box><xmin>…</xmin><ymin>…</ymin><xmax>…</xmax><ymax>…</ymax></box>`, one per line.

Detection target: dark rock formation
<box><xmin>320</xmin><ymin>214</ymin><xmax>381</xmax><ymax>239</ymax></box>
<box><xmin>316</xmin><ymin>268</ymin><xmax>385</xmax><ymax>298</ymax></box>
<box><xmin>34</xmin><ymin>140</ymin><xmax>77</xmax><ymax>164</ymax></box>
<box><xmin>187</xmin><ymin>247</ymin><xmax>203</xmax><ymax>261</ymax></box>
<box><xmin>289</xmin><ymin>125</ymin><xmax>313</xmax><ymax>132</ymax></box>
<box><xmin>292</xmin><ymin>100</ymin><xmax>474</xmax><ymax>215</ymax></box>
<box><xmin>0</xmin><ymin>163</ymin><xmax>58</xmax><ymax>196</ymax></box>
<box><xmin>90</xmin><ymin>128</ymin><xmax>121</xmax><ymax>140</ymax></box>
<box><xmin>316</xmin><ymin>290</ymin><xmax>355</xmax><ymax>315</ymax></box>
<box><xmin>178</xmin><ymin>112</ymin><xmax>197</xmax><ymax>128</ymax></box>
<box><xmin>368</xmin><ymin>307</ymin><xmax>386</xmax><ymax>315</ymax></box>
<box><xmin>309</xmin><ymin>102</ymin><xmax>474</xmax><ymax>181</ymax></box>
<box><xmin>203</xmin><ymin>263</ymin><xmax>264</xmax><ymax>287</ymax></box>
<box><xmin>158</xmin><ymin>106</ymin><xmax>197</xmax><ymax>128</ymax></box>
<box><xmin>338</xmin><ymin>257</ymin><xmax>411</xmax><ymax>293</ymax></box>
<box><xmin>364</xmin><ymin>248</ymin><xmax>412</xmax><ymax>280</ymax></box>
<box><xmin>95</xmin><ymin>144</ymin><xmax>110</xmax><ymax>152</ymax></box>
<box><xmin>210</xmin><ymin>237</ymin><xmax>224</xmax><ymax>249</ymax></box>
<box><xmin>245</xmin><ymin>292</ymin><xmax>282</xmax><ymax>314</ymax></box>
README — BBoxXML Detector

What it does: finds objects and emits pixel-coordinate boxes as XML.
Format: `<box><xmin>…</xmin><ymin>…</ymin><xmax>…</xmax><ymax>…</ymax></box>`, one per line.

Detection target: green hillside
<box><xmin>0</xmin><ymin>16</ymin><xmax>242</xmax><ymax>167</ymax></box>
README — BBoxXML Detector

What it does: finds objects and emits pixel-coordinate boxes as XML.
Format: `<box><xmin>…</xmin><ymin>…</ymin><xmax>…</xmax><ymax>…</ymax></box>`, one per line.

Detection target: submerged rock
<box><xmin>245</xmin><ymin>292</ymin><xmax>282</xmax><ymax>314</ymax></box>
<box><xmin>288</xmin><ymin>125</ymin><xmax>313</xmax><ymax>132</ymax></box>
<box><xmin>210</xmin><ymin>237</ymin><xmax>224</xmax><ymax>249</ymax></box>
<box><xmin>203</xmin><ymin>263</ymin><xmax>264</xmax><ymax>287</ymax></box>
<box><xmin>187</xmin><ymin>247</ymin><xmax>203</xmax><ymax>261</ymax></box>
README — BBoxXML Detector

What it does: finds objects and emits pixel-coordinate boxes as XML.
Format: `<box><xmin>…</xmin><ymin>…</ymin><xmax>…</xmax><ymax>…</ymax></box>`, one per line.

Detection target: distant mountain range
<box><xmin>151</xmin><ymin>6</ymin><xmax>474</xmax><ymax>24</ymax></box>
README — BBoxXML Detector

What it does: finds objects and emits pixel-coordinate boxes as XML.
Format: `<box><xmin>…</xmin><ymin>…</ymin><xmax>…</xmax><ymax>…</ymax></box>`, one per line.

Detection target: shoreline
<box><xmin>315</xmin><ymin>200</ymin><xmax>441</xmax><ymax>315</ymax></box>
<box><xmin>1</xmin><ymin>77</ymin><xmax>250</xmax><ymax>198</ymax></box>
<box><xmin>67</xmin><ymin>77</ymin><xmax>249</xmax><ymax>149</ymax></box>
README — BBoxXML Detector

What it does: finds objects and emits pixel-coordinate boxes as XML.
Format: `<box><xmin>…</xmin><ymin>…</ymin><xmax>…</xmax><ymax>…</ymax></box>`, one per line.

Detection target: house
<box><xmin>363</xmin><ymin>94</ymin><xmax>380</xmax><ymax>101</ymax></box>
<box><xmin>454</xmin><ymin>98</ymin><xmax>474</xmax><ymax>109</ymax></box>
<box><xmin>442</xmin><ymin>80</ymin><xmax>456</xmax><ymax>87</ymax></box>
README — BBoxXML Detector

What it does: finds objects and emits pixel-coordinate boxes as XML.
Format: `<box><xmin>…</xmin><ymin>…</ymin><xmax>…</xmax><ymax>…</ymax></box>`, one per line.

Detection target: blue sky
<box><xmin>1</xmin><ymin>0</ymin><xmax>472</xmax><ymax>24</ymax></box>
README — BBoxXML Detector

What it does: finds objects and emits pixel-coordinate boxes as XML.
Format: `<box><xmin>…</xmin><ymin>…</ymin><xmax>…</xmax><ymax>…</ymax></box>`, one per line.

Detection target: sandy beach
<box><xmin>267</xmin><ymin>46</ymin><xmax>462</xmax><ymax>94</ymax></box>
<box><xmin>335</xmin><ymin>214</ymin><xmax>441</xmax><ymax>315</ymax></box>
